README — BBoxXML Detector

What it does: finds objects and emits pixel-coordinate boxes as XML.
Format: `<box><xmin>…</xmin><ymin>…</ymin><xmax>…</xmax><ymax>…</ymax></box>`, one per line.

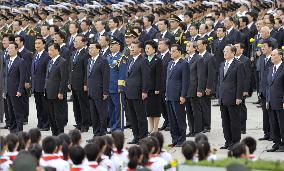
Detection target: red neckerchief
<box><xmin>146</xmin><ymin>161</ymin><xmax>153</xmax><ymax>166</ymax></box>
<box><xmin>114</xmin><ymin>150</ymin><xmax>123</xmax><ymax>154</ymax></box>
<box><xmin>42</xmin><ymin>155</ymin><xmax>59</xmax><ymax>161</ymax></box>
<box><xmin>89</xmin><ymin>164</ymin><xmax>98</xmax><ymax>168</ymax></box>
<box><xmin>58</xmin><ymin>155</ymin><xmax>64</xmax><ymax>160</ymax></box>
<box><xmin>127</xmin><ymin>168</ymin><xmax>136</xmax><ymax>171</ymax></box>
<box><xmin>149</xmin><ymin>154</ymin><xmax>158</xmax><ymax>158</ymax></box>
<box><xmin>70</xmin><ymin>168</ymin><xmax>82</xmax><ymax>171</ymax></box>
<box><xmin>0</xmin><ymin>158</ymin><xmax>8</xmax><ymax>164</ymax></box>
<box><xmin>9</xmin><ymin>155</ymin><xmax>16</xmax><ymax>161</ymax></box>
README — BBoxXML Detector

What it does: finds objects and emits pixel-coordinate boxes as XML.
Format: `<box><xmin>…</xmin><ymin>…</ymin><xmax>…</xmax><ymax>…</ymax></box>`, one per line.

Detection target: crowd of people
<box><xmin>0</xmin><ymin>0</ymin><xmax>284</xmax><ymax>167</ymax></box>
<box><xmin>0</xmin><ymin>128</ymin><xmax>258</xmax><ymax>171</ymax></box>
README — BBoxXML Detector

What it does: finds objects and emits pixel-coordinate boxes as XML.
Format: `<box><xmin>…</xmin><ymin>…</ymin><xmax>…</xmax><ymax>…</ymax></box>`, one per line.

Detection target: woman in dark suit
<box><xmin>144</xmin><ymin>40</ymin><xmax>163</xmax><ymax>133</ymax></box>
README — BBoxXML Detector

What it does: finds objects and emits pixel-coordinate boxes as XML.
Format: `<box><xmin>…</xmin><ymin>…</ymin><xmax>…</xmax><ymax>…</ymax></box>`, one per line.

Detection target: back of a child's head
<box><xmin>150</xmin><ymin>132</ymin><xmax>164</xmax><ymax>152</ymax></box>
<box><xmin>241</xmin><ymin>136</ymin><xmax>256</xmax><ymax>154</ymax></box>
<box><xmin>42</xmin><ymin>136</ymin><xmax>57</xmax><ymax>154</ymax></box>
<box><xmin>139</xmin><ymin>137</ymin><xmax>160</xmax><ymax>155</ymax></box>
<box><xmin>68</xmin><ymin>130</ymin><xmax>82</xmax><ymax>146</ymax></box>
<box><xmin>111</xmin><ymin>131</ymin><xmax>124</xmax><ymax>152</ymax></box>
<box><xmin>17</xmin><ymin>131</ymin><xmax>31</xmax><ymax>151</ymax></box>
<box><xmin>69</xmin><ymin>145</ymin><xmax>85</xmax><ymax>165</ymax></box>
<box><xmin>28</xmin><ymin>143</ymin><xmax>43</xmax><ymax>163</ymax></box>
<box><xmin>58</xmin><ymin>133</ymin><xmax>72</xmax><ymax>160</ymax></box>
<box><xmin>182</xmin><ymin>141</ymin><xmax>197</xmax><ymax>160</ymax></box>
<box><xmin>93</xmin><ymin>136</ymin><xmax>106</xmax><ymax>151</ymax></box>
<box><xmin>28</xmin><ymin>128</ymin><xmax>41</xmax><ymax>144</ymax></box>
<box><xmin>128</xmin><ymin>146</ymin><xmax>142</xmax><ymax>169</ymax></box>
<box><xmin>194</xmin><ymin>133</ymin><xmax>208</xmax><ymax>143</ymax></box>
<box><xmin>228</xmin><ymin>143</ymin><xmax>248</xmax><ymax>158</ymax></box>
<box><xmin>196</xmin><ymin>141</ymin><xmax>211</xmax><ymax>161</ymax></box>
<box><xmin>84</xmin><ymin>143</ymin><xmax>100</xmax><ymax>162</ymax></box>
<box><xmin>102</xmin><ymin>135</ymin><xmax>114</xmax><ymax>158</ymax></box>
<box><xmin>6</xmin><ymin>133</ymin><xmax>19</xmax><ymax>152</ymax></box>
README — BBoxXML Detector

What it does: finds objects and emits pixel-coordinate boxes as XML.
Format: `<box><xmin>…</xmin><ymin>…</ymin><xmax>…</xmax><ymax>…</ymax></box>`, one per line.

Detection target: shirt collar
<box><xmin>18</xmin><ymin>46</ymin><xmax>24</xmax><ymax>53</ymax></box>
<box><xmin>92</xmin><ymin>54</ymin><xmax>99</xmax><ymax>61</ymax></box>
<box><xmin>173</xmin><ymin>28</ymin><xmax>179</xmax><ymax>34</ymax></box>
<box><xmin>235</xmin><ymin>54</ymin><xmax>242</xmax><ymax>60</ymax></box>
<box><xmin>132</xmin><ymin>53</ymin><xmax>141</xmax><ymax>60</ymax></box>
<box><xmin>16</xmin><ymin>30</ymin><xmax>22</xmax><ymax>35</ymax></box>
<box><xmin>111</xmin><ymin>28</ymin><xmax>117</xmax><ymax>34</ymax></box>
<box><xmin>227</xmin><ymin>27</ymin><xmax>233</xmax><ymax>34</ymax></box>
<box><xmin>225</xmin><ymin>58</ymin><xmax>234</xmax><ymax>66</ymax></box>
<box><xmin>274</xmin><ymin>61</ymin><xmax>282</xmax><ymax>70</ymax></box>
<box><xmin>199</xmin><ymin>51</ymin><xmax>206</xmax><ymax>57</ymax></box>
<box><xmin>52</xmin><ymin>55</ymin><xmax>60</xmax><ymax>62</ymax></box>
<box><xmin>112</xmin><ymin>52</ymin><xmax>118</xmax><ymax>57</ymax></box>
<box><xmin>146</xmin><ymin>26</ymin><xmax>152</xmax><ymax>32</ymax></box>
<box><xmin>173</xmin><ymin>58</ymin><xmax>181</xmax><ymax>63</ymax></box>
<box><xmin>161</xmin><ymin>50</ymin><xmax>169</xmax><ymax>57</ymax></box>
<box><xmin>247</xmin><ymin>22</ymin><xmax>253</xmax><ymax>29</ymax></box>
<box><xmin>60</xmin><ymin>43</ymin><xmax>66</xmax><ymax>48</ymax></box>
<box><xmin>100</xmin><ymin>30</ymin><xmax>105</xmax><ymax>35</ymax></box>
<box><xmin>266</xmin><ymin>54</ymin><xmax>271</xmax><ymax>59</ymax></box>
<box><xmin>9</xmin><ymin>55</ymin><xmax>17</xmax><ymax>62</ymax></box>
<box><xmin>37</xmin><ymin>50</ymin><xmax>44</xmax><ymax>56</ymax></box>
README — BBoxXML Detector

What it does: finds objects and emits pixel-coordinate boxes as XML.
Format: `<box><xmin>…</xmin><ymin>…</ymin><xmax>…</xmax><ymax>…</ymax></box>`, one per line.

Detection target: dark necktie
<box><xmin>73</xmin><ymin>51</ymin><xmax>79</xmax><ymax>63</ymax></box>
<box><xmin>8</xmin><ymin>59</ymin><xmax>12</xmax><ymax>71</ymax></box>
<box><xmin>69</xmin><ymin>36</ymin><xmax>74</xmax><ymax>46</ymax></box>
<box><xmin>272</xmin><ymin>65</ymin><xmax>277</xmax><ymax>78</ymax></box>
<box><xmin>170</xmin><ymin>62</ymin><xmax>175</xmax><ymax>70</ymax></box>
<box><xmin>128</xmin><ymin>59</ymin><xmax>135</xmax><ymax>72</ymax></box>
<box><xmin>89</xmin><ymin>60</ymin><xmax>95</xmax><ymax>74</ymax></box>
<box><xmin>48</xmin><ymin>60</ymin><xmax>53</xmax><ymax>73</ymax></box>
<box><xmin>224</xmin><ymin>61</ymin><xmax>229</xmax><ymax>76</ymax></box>
<box><xmin>265</xmin><ymin>57</ymin><xmax>269</xmax><ymax>66</ymax></box>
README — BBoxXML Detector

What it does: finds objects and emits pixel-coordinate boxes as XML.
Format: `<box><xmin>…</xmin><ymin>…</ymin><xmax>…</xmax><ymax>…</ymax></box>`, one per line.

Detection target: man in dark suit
<box><xmin>13</xmin><ymin>20</ymin><xmax>29</xmax><ymax>49</ymax></box>
<box><xmin>93</xmin><ymin>21</ymin><xmax>107</xmax><ymax>43</ymax></box>
<box><xmin>66</xmin><ymin>22</ymin><xmax>79</xmax><ymax>53</ymax></box>
<box><xmin>258</xmin><ymin>40</ymin><xmax>274</xmax><ymax>141</ymax></box>
<box><xmin>189</xmin><ymin>25</ymin><xmax>200</xmax><ymax>42</ymax></box>
<box><xmin>234</xmin><ymin>43</ymin><xmax>251</xmax><ymax>134</ymax></box>
<box><xmin>69</xmin><ymin>35</ymin><xmax>91</xmax><ymax>132</ymax></box>
<box><xmin>157</xmin><ymin>38</ymin><xmax>172</xmax><ymax>131</ymax></box>
<box><xmin>15</xmin><ymin>35</ymin><xmax>33</xmax><ymax>125</ymax></box>
<box><xmin>218</xmin><ymin>45</ymin><xmax>244</xmax><ymax>150</ymax></box>
<box><xmin>166</xmin><ymin>44</ymin><xmax>188</xmax><ymax>147</ymax></box>
<box><xmin>87</xmin><ymin>43</ymin><xmax>109</xmax><ymax>137</ymax></box>
<box><xmin>185</xmin><ymin>41</ymin><xmax>206</xmax><ymax>137</ymax></box>
<box><xmin>0</xmin><ymin>49</ymin><xmax>4</xmax><ymax>124</ymax></box>
<box><xmin>108</xmin><ymin>17</ymin><xmax>124</xmax><ymax>44</ymax></box>
<box><xmin>80</xmin><ymin>19</ymin><xmax>95</xmax><ymax>42</ymax></box>
<box><xmin>125</xmin><ymin>40</ymin><xmax>149</xmax><ymax>144</ymax></box>
<box><xmin>266</xmin><ymin>49</ymin><xmax>284</xmax><ymax>152</ymax></box>
<box><xmin>155</xmin><ymin>19</ymin><xmax>175</xmax><ymax>45</ymax></box>
<box><xmin>41</xmin><ymin>25</ymin><xmax>53</xmax><ymax>50</ymax></box>
<box><xmin>98</xmin><ymin>35</ymin><xmax>111</xmax><ymax>59</ymax></box>
<box><xmin>239</xmin><ymin>16</ymin><xmax>251</xmax><ymax>57</ymax></box>
<box><xmin>54</xmin><ymin>31</ymin><xmax>72</xmax><ymax>126</ymax></box>
<box><xmin>143</xmin><ymin>15</ymin><xmax>158</xmax><ymax>42</ymax></box>
<box><xmin>223</xmin><ymin>17</ymin><xmax>243</xmax><ymax>45</ymax></box>
<box><xmin>31</xmin><ymin>37</ymin><xmax>50</xmax><ymax>131</ymax></box>
<box><xmin>45</xmin><ymin>43</ymin><xmax>68</xmax><ymax>135</ymax></box>
<box><xmin>4</xmin><ymin>42</ymin><xmax>25</xmax><ymax>133</ymax></box>
<box><xmin>197</xmin><ymin>39</ymin><xmax>216</xmax><ymax>133</ymax></box>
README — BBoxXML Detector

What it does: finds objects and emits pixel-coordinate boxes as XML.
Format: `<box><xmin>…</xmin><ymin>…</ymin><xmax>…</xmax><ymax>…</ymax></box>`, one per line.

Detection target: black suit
<box><xmin>185</xmin><ymin>54</ymin><xmax>206</xmax><ymax>134</ymax></box>
<box><xmin>60</xmin><ymin>45</ymin><xmax>72</xmax><ymax>125</ymax></box>
<box><xmin>226</xmin><ymin>28</ymin><xmax>243</xmax><ymax>45</ymax></box>
<box><xmin>109</xmin><ymin>29</ymin><xmax>124</xmax><ymax>44</ymax></box>
<box><xmin>66</xmin><ymin>35</ymin><xmax>77</xmax><ymax>53</ymax></box>
<box><xmin>45</xmin><ymin>57</ymin><xmax>68</xmax><ymax>135</ymax></box>
<box><xmin>125</xmin><ymin>55</ymin><xmax>149</xmax><ymax>141</ymax></box>
<box><xmin>87</xmin><ymin>56</ymin><xmax>109</xmax><ymax>136</ymax></box>
<box><xmin>4</xmin><ymin>57</ymin><xmax>25</xmax><ymax>133</ymax></box>
<box><xmin>159</xmin><ymin>51</ymin><xmax>172</xmax><ymax>127</ymax></box>
<box><xmin>0</xmin><ymin>51</ymin><xmax>9</xmax><ymax>125</ymax></box>
<box><xmin>218</xmin><ymin>59</ymin><xmax>244</xmax><ymax>146</ymax></box>
<box><xmin>236</xmin><ymin>55</ymin><xmax>251</xmax><ymax>132</ymax></box>
<box><xmin>166</xmin><ymin>59</ymin><xmax>188</xmax><ymax>145</ymax></box>
<box><xmin>259</xmin><ymin>55</ymin><xmax>273</xmax><ymax>137</ymax></box>
<box><xmin>69</xmin><ymin>48</ymin><xmax>91</xmax><ymax>130</ymax></box>
<box><xmin>100</xmin><ymin>48</ymin><xmax>111</xmax><ymax>59</ymax></box>
<box><xmin>267</xmin><ymin>63</ymin><xmax>284</xmax><ymax>148</ymax></box>
<box><xmin>239</xmin><ymin>27</ymin><xmax>250</xmax><ymax>57</ymax></box>
<box><xmin>144</xmin><ymin>27</ymin><xmax>158</xmax><ymax>42</ymax></box>
<box><xmin>31</xmin><ymin>51</ymin><xmax>50</xmax><ymax>129</ymax></box>
<box><xmin>43</xmin><ymin>35</ymin><xmax>53</xmax><ymax>51</ymax></box>
<box><xmin>200</xmin><ymin>52</ymin><xmax>216</xmax><ymax>131</ymax></box>
<box><xmin>19</xmin><ymin>48</ymin><xmax>33</xmax><ymax>123</ymax></box>
<box><xmin>155</xmin><ymin>31</ymin><xmax>175</xmax><ymax>45</ymax></box>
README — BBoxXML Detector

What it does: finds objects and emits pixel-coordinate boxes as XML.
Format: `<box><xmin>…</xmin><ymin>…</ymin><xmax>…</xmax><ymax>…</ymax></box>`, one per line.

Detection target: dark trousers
<box><xmin>269</xmin><ymin>109</ymin><xmax>284</xmax><ymax>146</ymax></box>
<box><xmin>89</xmin><ymin>97</ymin><xmax>108</xmax><ymax>136</ymax></box>
<box><xmin>63</xmin><ymin>99</ymin><xmax>68</xmax><ymax>126</ymax></box>
<box><xmin>201</xmin><ymin>95</ymin><xmax>211</xmax><ymax>130</ymax></box>
<box><xmin>185</xmin><ymin>97</ymin><xmax>203</xmax><ymax>133</ymax></box>
<box><xmin>6</xmin><ymin>94</ymin><xmax>24</xmax><ymax>133</ymax></box>
<box><xmin>127</xmin><ymin>99</ymin><xmax>148</xmax><ymax>140</ymax></box>
<box><xmin>4</xmin><ymin>98</ymin><xmax>9</xmax><ymax>126</ymax></box>
<box><xmin>109</xmin><ymin>93</ymin><xmax>124</xmax><ymax>131</ymax></box>
<box><xmin>261</xmin><ymin>95</ymin><xmax>271</xmax><ymax>137</ymax></box>
<box><xmin>72</xmin><ymin>89</ymin><xmax>90</xmax><ymax>129</ymax></box>
<box><xmin>167</xmin><ymin>101</ymin><xmax>186</xmax><ymax>145</ymax></box>
<box><xmin>161</xmin><ymin>92</ymin><xmax>169</xmax><ymax>127</ymax></box>
<box><xmin>220</xmin><ymin>104</ymin><xmax>241</xmax><ymax>144</ymax></box>
<box><xmin>34</xmin><ymin>91</ymin><xmax>49</xmax><ymax>129</ymax></box>
<box><xmin>47</xmin><ymin>99</ymin><xmax>65</xmax><ymax>135</ymax></box>
<box><xmin>0</xmin><ymin>90</ymin><xmax>3</xmax><ymax>122</ymax></box>
<box><xmin>22</xmin><ymin>92</ymin><xmax>29</xmax><ymax>122</ymax></box>
<box><xmin>240</xmin><ymin>99</ymin><xmax>247</xmax><ymax>132</ymax></box>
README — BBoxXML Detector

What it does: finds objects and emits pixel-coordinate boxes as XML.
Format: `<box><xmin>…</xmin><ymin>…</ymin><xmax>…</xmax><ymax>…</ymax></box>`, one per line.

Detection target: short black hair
<box><xmin>69</xmin><ymin>145</ymin><xmax>85</xmax><ymax>165</ymax></box>
<box><xmin>28</xmin><ymin>128</ymin><xmax>41</xmax><ymax>144</ymax></box>
<box><xmin>101</xmin><ymin>34</ymin><xmax>110</xmax><ymax>42</ymax></box>
<box><xmin>240</xmin><ymin>16</ymin><xmax>249</xmax><ymax>26</ymax></box>
<box><xmin>194</xmin><ymin>133</ymin><xmax>208</xmax><ymax>143</ymax></box>
<box><xmin>228</xmin><ymin>142</ymin><xmax>247</xmax><ymax>158</ymax></box>
<box><xmin>48</xmin><ymin>43</ymin><xmax>60</xmax><ymax>52</ymax></box>
<box><xmin>182</xmin><ymin>141</ymin><xmax>197</xmax><ymax>160</ymax></box>
<box><xmin>6</xmin><ymin>134</ymin><xmax>19</xmax><ymax>152</ymax></box>
<box><xmin>132</xmin><ymin>40</ymin><xmax>143</xmax><ymax>49</ymax></box>
<box><xmin>42</xmin><ymin>136</ymin><xmax>57</xmax><ymax>154</ymax></box>
<box><xmin>197</xmin><ymin>38</ymin><xmax>208</xmax><ymax>46</ymax></box>
<box><xmin>28</xmin><ymin>143</ymin><xmax>43</xmax><ymax>161</ymax></box>
<box><xmin>68</xmin><ymin>129</ymin><xmax>81</xmax><ymax>146</ymax></box>
<box><xmin>145</xmin><ymin>40</ymin><xmax>158</xmax><ymax>52</ymax></box>
<box><xmin>81</xmin><ymin>19</ymin><xmax>92</xmax><ymax>26</ymax></box>
<box><xmin>144</xmin><ymin>15</ymin><xmax>155</xmax><ymax>25</ymax></box>
<box><xmin>50</xmin><ymin>25</ymin><xmax>59</xmax><ymax>32</ymax></box>
<box><xmin>9</xmin><ymin>41</ymin><xmax>18</xmax><ymax>49</ymax></box>
<box><xmin>217</xmin><ymin>26</ymin><xmax>226</xmax><ymax>33</ymax></box>
<box><xmin>225</xmin><ymin>44</ymin><xmax>237</xmax><ymax>55</ymax></box>
<box><xmin>70</xmin><ymin>22</ymin><xmax>79</xmax><ymax>29</ymax></box>
<box><xmin>184</xmin><ymin>11</ymin><xmax>193</xmax><ymax>18</ymax></box>
<box><xmin>110</xmin><ymin>17</ymin><xmax>120</xmax><ymax>27</ymax></box>
<box><xmin>58</xmin><ymin>133</ymin><xmax>71</xmax><ymax>160</ymax></box>
<box><xmin>17</xmin><ymin>131</ymin><xmax>30</xmax><ymax>151</ymax></box>
<box><xmin>150</xmin><ymin>132</ymin><xmax>164</xmax><ymax>151</ymax></box>
<box><xmin>262</xmin><ymin>40</ymin><xmax>274</xmax><ymax>49</ymax></box>
<box><xmin>159</xmin><ymin>19</ymin><xmax>170</xmax><ymax>28</ymax></box>
<box><xmin>111</xmin><ymin>131</ymin><xmax>124</xmax><ymax>152</ymax></box>
<box><xmin>76</xmin><ymin>34</ymin><xmax>88</xmax><ymax>43</ymax></box>
<box><xmin>235</xmin><ymin>42</ymin><xmax>245</xmax><ymax>50</ymax></box>
<box><xmin>159</xmin><ymin>38</ymin><xmax>171</xmax><ymax>47</ymax></box>
<box><xmin>90</xmin><ymin>42</ymin><xmax>102</xmax><ymax>50</ymax></box>
<box><xmin>171</xmin><ymin>44</ymin><xmax>182</xmax><ymax>52</ymax></box>
<box><xmin>36</xmin><ymin>37</ymin><xmax>46</xmax><ymax>45</ymax></box>
<box><xmin>84</xmin><ymin>143</ymin><xmax>100</xmax><ymax>161</ymax></box>
<box><xmin>241</xmin><ymin>136</ymin><xmax>256</xmax><ymax>154</ymax></box>
<box><xmin>15</xmin><ymin>35</ymin><xmax>25</xmax><ymax>44</ymax></box>
<box><xmin>55</xmin><ymin>31</ymin><xmax>66</xmax><ymax>41</ymax></box>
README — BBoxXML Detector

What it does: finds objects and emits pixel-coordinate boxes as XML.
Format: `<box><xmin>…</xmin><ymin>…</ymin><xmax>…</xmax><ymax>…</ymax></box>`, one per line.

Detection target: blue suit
<box><xmin>107</xmin><ymin>52</ymin><xmax>128</xmax><ymax>131</ymax></box>
<box><xmin>166</xmin><ymin>58</ymin><xmax>188</xmax><ymax>146</ymax></box>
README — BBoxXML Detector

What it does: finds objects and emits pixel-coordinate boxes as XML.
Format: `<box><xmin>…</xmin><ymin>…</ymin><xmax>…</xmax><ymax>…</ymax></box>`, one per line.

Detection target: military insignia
<box><xmin>122</xmin><ymin>60</ymin><xmax>126</xmax><ymax>64</ymax></box>
<box><xmin>112</xmin><ymin>60</ymin><xmax>117</xmax><ymax>65</ymax></box>
<box><xmin>89</xmin><ymin>34</ymin><xmax>94</xmax><ymax>38</ymax></box>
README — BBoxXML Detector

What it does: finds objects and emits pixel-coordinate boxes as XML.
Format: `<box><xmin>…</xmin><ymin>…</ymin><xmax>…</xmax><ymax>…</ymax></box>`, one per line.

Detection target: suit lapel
<box><xmin>272</xmin><ymin>63</ymin><xmax>284</xmax><ymax>82</ymax></box>
<box><xmin>224</xmin><ymin>59</ymin><xmax>236</xmax><ymax>79</ymax></box>
<box><xmin>8</xmin><ymin>57</ymin><xmax>18</xmax><ymax>74</ymax></box>
<box><xmin>169</xmin><ymin>60</ymin><xmax>179</xmax><ymax>78</ymax></box>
